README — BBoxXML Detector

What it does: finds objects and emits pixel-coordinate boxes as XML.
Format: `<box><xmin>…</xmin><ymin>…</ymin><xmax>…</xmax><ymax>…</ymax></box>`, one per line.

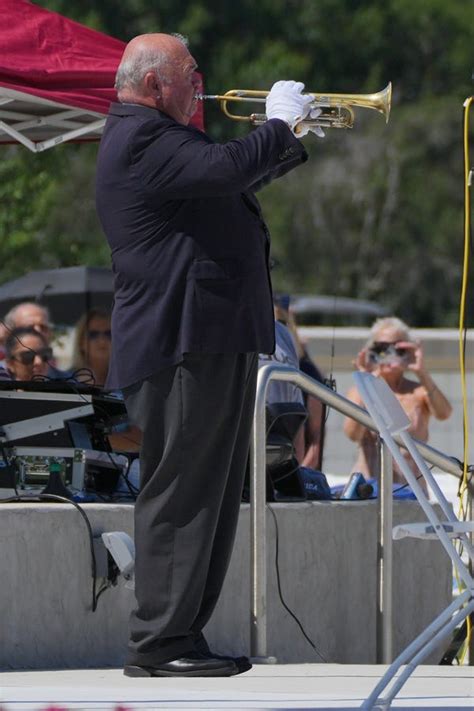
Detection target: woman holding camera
<box><xmin>343</xmin><ymin>317</ymin><xmax>452</xmax><ymax>487</ymax></box>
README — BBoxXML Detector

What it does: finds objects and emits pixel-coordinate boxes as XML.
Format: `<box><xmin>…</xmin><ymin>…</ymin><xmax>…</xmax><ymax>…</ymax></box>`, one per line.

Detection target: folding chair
<box><xmin>353</xmin><ymin>372</ymin><xmax>474</xmax><ymax>710</ymax></box>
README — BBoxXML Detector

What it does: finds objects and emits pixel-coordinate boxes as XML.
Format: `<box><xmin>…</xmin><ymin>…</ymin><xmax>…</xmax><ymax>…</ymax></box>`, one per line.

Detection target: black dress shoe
<box><xmin>193</xmin><ymin>632</ymin><xmax>252</xmax><ymax>675</ymax></box>
<box><xmin>124</xmin><ymin>651</ymin><xmax>237</xmax><ymax>677</ymax></box>
<box><xmin>211</xmin><ymin>653</ymin><xmax>252</xmax><ymax>674</ymax></box>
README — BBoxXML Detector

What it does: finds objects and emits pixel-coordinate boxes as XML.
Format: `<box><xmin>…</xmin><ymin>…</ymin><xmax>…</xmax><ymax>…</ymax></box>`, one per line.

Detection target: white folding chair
<box><xmin>353</xmin><ymin>372</ymin><xmax>474</xmax><ymax>710</ymax></box>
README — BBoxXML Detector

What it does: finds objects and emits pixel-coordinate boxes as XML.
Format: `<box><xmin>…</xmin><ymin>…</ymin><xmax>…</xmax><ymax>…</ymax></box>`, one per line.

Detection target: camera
<box><xmin>367</xmin><ymin>341</ymin><xmax>412</xmax><ymax>367</ymax></box>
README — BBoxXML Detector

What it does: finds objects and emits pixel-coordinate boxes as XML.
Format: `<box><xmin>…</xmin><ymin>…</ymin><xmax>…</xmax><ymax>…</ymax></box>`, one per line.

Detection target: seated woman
<box><xmin>71</xmin><ymin>308</ymin><xmax>113</xmax><ymax>387</ymax></box>
<box><xmin>343</xmin><ymin>316</ymin><xmax>452</xmax><ymax>491</ymax></box>
<box><xmin>5</xmin><ymin>327</ymin><xmax>51</xmax><ymax>380</ymax></box>
<box><xmin>71</xmin><ymin>308</ymin><xmax>141</xmax><ymax>455</ymax></box>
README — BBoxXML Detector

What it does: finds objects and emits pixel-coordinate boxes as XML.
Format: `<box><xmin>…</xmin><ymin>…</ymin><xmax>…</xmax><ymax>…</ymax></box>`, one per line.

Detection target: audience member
<box><xmin>0</xmin><ymin>321</ymin><xmax>7</xmax><ymax>361</ymax></box>
<box><xmin>259</xmin><ymin>319</ymin><xmax>304</xmax><ymax>405</ymax></box>
<box><xmin>259</xmin><ymin>318</ymin><xmax>306</xmax><ymax>462</ymax></box>
<box><xmin>5</xmin><ymin>327</ymin><xmax>51</xmax><ymax>381</ymax></box>
<box><xmin>273</xmin><ymin>294</ymin><xmax>326</xmax><ymax>469</ymax></box>
<box><xmin>258</xmin><ymin>316</ymin><xmax>331</xmax><ymax>501</ymax></box>
<box><xmin>3</xmin><ymin>302</ymin><xmax>67</xmax><ymax>378</ymax></box>
<box><xmin>71</xmin><ymin>308</ymin><xmax>112</xmax><ymax>387</ymax></box>
<box><xmin>343</xmin><ymin>316</ymin><xmax>452</xmax><ymax>489</ymax></box>
<box><xmin>4</xmin><ymin>302</ymin><xmax>52</xmax><ymax>342</ymax></box>
<box><xmin>72</xmin><ymin>308</ymin><xmax>141</xmax><ymax>454</ymax></box>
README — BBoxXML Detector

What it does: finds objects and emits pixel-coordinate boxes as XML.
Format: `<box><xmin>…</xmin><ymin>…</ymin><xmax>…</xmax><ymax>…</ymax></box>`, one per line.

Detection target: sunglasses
<box><xmin>370</xmin><ymin>341</ymin><xmax>408</xmax><ymax>357</ymax></box>
<box><xmin>87</xmin><ymin>329</ymin><xmax>112</xmax><ymax>340</ymax></box>
<box><xmin>11</xmin><ymin>347</ymin><xmax>53</xmax><ymax>366</ymax></box>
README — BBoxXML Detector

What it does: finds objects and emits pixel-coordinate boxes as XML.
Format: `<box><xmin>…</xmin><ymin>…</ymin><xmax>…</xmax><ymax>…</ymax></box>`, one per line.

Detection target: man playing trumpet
<box><xmin>96</xmin><ymin>32</ymin><xmax>322</xmax><ymax>678</ymax></box>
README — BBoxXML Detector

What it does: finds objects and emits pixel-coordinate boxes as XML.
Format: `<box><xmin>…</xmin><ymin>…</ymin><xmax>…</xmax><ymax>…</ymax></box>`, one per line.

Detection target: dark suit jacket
<box><xmin>96</xmin><ymin>103</ymin><xmax>308</xmax><ymax>389</ymax></box>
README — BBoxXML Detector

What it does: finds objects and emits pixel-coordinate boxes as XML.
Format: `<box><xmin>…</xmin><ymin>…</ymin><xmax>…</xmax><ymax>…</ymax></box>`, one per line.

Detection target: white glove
<box><xmin>294</xmin><ymin>108</ymin><xmax>325</xmax><ymax>138</ymax></box>
<box><xmin>265</xmin><ymin>80</ymin><xmax>313</xmax><ymax>131</ymax></box>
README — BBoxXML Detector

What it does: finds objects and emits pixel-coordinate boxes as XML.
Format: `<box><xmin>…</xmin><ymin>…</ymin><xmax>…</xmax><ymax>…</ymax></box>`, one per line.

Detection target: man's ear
<box><xmin>144</xmin><ymin>71</ymin><xmax>160</xmax><ymax>98</ymax></box>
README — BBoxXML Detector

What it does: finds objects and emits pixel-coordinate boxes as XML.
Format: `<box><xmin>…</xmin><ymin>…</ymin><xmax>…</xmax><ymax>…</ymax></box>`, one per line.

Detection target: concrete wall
<box><xmin>0</xmin><ymin>501</ymin><xmax>450</xmax><ymax>670</ymax></box>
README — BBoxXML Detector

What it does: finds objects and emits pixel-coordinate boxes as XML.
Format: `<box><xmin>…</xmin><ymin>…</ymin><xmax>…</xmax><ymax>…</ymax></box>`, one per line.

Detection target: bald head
<box><xmin>4</xmin><ymin>302</ymin><xmax>52</xmax><ymax>342</ymax></box>
<box><xmin>114</xmin><ymin>33</ymin><xmax>199</xmax><ymax>125</ymax></box>
<box><xmin>119</xmin><ymin>33</ymin><xmax>188</xmax><ymax>70</ymax></box>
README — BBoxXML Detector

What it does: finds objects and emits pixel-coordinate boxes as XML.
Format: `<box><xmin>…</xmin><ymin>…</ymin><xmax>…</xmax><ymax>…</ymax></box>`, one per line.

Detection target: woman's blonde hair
<box><xmin>366</xmin><ymin>316</ymin><xmax>411</xmax><ymax>349</ymax></box>
<box><xmin>71</xmin><ymin>308</ymin><xmax>111</xmax><ymax>369</ymax></box>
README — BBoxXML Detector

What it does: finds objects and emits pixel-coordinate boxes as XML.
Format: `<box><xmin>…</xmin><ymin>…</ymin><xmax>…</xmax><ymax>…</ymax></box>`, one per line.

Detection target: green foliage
<box><xmin>263</xmin><ymin>96</ymin><xmax>467</xmax><ymax>326</ymax></box>
<box><xmin>0</xmin><ymin>144</ymin><xmax>108</xmax><ymax>286</ymax></box>
<box><xmin>1</xmin><ymin>0</ymin><xmax>472</xmax><ymax>325</ymax></box>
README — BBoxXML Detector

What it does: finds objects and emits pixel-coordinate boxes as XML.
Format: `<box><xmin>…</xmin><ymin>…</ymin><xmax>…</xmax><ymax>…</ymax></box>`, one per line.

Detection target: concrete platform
<box><xmin>0</xmin><ymin>502</ymin><xmax>452</xmax><ymax>668</ymax></box>
<box><xmin>0</xmin><ymin>665</ymin><xmax>472</xmax><ymax>710</ymax></box>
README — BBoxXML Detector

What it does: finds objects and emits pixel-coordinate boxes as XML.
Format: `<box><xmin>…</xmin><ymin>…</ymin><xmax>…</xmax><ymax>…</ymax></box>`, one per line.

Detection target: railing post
<box><xmin>377</xmin><ymin>440</ymin><xmax>393</xmax><ymax>663</ymax></box>
<box><xmin>249</xmin><ymin>369</ymin><xmax>269</xmax><ymax>660</ymax></box>
<box><xmin>248</xmin><ymin>363</ymin><xmax>464</xmax><ymax>665</ymax></box>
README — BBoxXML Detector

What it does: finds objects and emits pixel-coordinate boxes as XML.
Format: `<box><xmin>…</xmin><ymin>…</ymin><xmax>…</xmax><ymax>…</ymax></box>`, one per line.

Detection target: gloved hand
<box><xmin>265</xmin><ymin>80</ymin><xmax>313</xmax><ymax>131</ymax></box>
<box><xmin>294</xmin><ymin>108</ymin><xmax>325</xmax><ymax>138</ymax></box>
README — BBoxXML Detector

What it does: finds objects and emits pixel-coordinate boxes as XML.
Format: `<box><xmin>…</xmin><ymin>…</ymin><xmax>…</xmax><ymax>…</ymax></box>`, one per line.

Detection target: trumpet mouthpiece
<box><xmin>195</xmin><ymin>93</ymin><xmax>217</xmax><ymax>101</ymax></box>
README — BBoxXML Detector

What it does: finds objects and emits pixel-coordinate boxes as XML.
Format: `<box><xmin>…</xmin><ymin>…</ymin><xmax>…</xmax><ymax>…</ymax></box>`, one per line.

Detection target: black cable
<box><xmin>0</xmin><ymin>493</ymin><xmax>108</xmax><ymax>611</ymax></box>
<box><xmin>318</xmin><ymin>378</ymin><xmax>336</xmax><ymax>427</ymax></box>
<box><xmin>0</xmin><ymin>440</ymin><xmax>19</xmax><ymax>496</ymax></box>
<box><xmin>46</xmin><ymin>377</ymin><xmax>141</xmax><ymax>499</ymax></box>
<box><xmin>94</xmin><ymin>582</ymin><xmax>111</xmax><ymax>605</ymax></box>
<box><xmin>263</xmin><ymin>410</ymin><xmax>329</xmax><ymax>660</ymax></box>
<box><xmin>63</xmin><ymin>378</ymin><xmax>142</xmax><ymax>451</ymax></box>
<box><xmin>103</xmin><ymin>450</ymin><xmax>138</xmax><ymax>501</ymax></box>
<box><xmin>117</xmin><ymin>454</ymin><xmax>139</xmax><ymax>499</ymax></box>
<box><xmin>267</xmin><ymin>504</ymin><xmax>328</xmax><ymax>663</ymax></box>
<box><xmin>67</xmin><ymin>367</ymin><xmax>96</xmax><ymax>385</ymax></box>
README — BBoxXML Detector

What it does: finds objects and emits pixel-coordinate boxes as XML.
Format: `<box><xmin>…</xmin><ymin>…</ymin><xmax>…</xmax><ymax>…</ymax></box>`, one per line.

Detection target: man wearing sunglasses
<box><xmin>3</xmin><ymin>302</ymin><xmax>70</xmax><ymax>380</ymax></box>
<box><xmin>5</xmin><ymin>327</ymin><xmax>52</xmax><ymax>381</ymax></box>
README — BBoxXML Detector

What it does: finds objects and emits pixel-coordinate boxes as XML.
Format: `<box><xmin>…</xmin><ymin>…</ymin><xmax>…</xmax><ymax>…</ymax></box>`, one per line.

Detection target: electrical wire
<box><xmin>457</xmin><ymin>95</ymin><xmax>472</xmax><ymax>516</ymax></box>
<box><xmin>454</xmin><ymin>95</ymin><xmax>473</xmax><ymax>664</ymax></box>
<box><xmin>0</xmin><ymin>493</ymin><xmax>108</xmax><ymax>611</ymax></box>
<box><xmin>267</xmin><ymin>504</ymin><xmax>328</xmax><ymax>662</ymax></box>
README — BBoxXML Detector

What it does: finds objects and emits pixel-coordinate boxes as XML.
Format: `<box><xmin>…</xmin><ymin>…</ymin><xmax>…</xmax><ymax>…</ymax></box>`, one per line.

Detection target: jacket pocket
<box><xmin>188</xmin><ymin>258</ymin><xmax>241</xmax><ymax>281</ymax></box>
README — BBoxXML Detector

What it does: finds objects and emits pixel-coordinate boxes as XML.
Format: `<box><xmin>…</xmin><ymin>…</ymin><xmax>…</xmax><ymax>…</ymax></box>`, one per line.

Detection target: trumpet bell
<box><xmin>311</xmin><ymin>82</ymin><xmax>392</xmax><ymax>124</ymax></box>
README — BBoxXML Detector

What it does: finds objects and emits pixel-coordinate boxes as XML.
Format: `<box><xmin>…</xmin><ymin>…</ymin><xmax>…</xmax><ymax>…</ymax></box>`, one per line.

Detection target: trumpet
<box><xmin>197</xmin><ymin>82</ymin><xmax>391</xmax><ymax>132</ymax></box>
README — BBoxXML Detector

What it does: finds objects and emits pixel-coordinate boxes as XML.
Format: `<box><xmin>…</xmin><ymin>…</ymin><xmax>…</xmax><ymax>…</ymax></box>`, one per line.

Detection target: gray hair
<box><xmin>4</xmin><ymin>302</ymin><xmax>51</xmax><ymax>330</ymax></box>
<box><xmin>366</xmin><ymin>316</ymin><xmax>411</xmax><ymax>347</ymax></box>
<box><xmin>115</xmin><ymin>33</ymin><xmax>189</xmax><ymax>93</ymax></box>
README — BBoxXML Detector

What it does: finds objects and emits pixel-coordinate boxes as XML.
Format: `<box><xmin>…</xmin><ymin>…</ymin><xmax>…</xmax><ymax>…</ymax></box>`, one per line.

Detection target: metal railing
<box><xmin>249</xmin><ymin>363</ymin><xmax>466</xmax><ymax>662</ymax></box>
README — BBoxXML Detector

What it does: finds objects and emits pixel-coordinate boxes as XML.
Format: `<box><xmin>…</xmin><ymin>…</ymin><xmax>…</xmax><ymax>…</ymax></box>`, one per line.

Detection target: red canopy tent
<box><xmin>0</xmin><ymin>0</ymin><xmax>204</xmax><ymax>152</ymax></box>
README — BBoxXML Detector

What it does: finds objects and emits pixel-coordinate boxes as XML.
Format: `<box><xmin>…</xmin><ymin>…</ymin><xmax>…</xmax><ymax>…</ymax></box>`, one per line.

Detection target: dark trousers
<box><xmin>123</xmin><ymin>352</ymin><xmax>258</xmax><ymax>665</ymax></box>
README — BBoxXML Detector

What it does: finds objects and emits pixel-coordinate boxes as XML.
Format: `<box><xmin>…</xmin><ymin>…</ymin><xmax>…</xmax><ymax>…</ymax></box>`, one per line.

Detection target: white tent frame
<box><xmin>0</xmin><ymin>86</ymin><xmax>105</xmax><ymax>153</ymax></box>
